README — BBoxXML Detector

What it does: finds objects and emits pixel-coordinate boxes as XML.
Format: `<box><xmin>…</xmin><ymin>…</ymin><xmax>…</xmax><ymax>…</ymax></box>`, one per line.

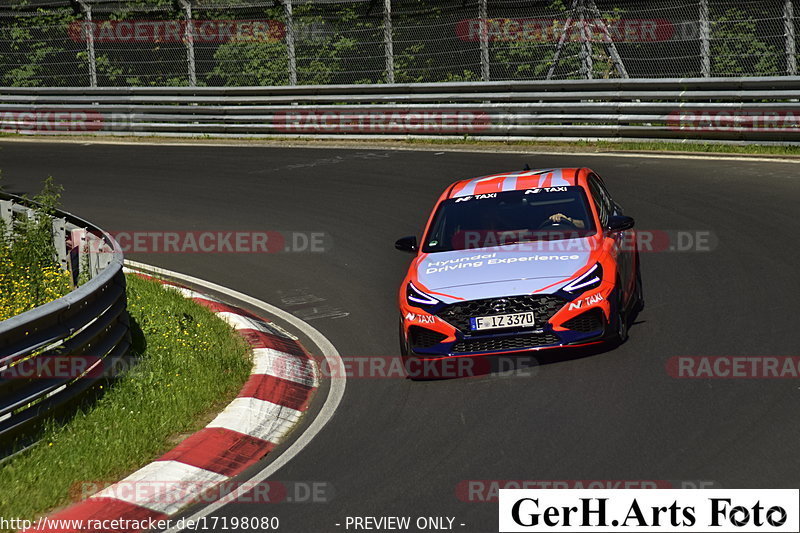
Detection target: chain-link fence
<box><xmin>1</xmin><ymin>0</ymin><xmax>798</xmax><ymax>87</ymax></box>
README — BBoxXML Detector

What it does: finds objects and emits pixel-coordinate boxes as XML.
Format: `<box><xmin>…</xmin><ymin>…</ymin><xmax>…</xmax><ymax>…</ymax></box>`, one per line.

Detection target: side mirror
<box><xmin>395</xmin><ymin>236</ymin><xmax>418</xmax><ymax>253</ymax></box>
<box><xmin>607</xmin><ymin>215</ymin><xmax>635</xmax><ymax>232</ymax></box>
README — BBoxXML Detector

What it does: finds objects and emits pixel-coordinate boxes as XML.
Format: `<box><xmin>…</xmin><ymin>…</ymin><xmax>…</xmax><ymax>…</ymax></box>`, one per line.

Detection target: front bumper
<box><xmin>401</xmin><ymin>289</ymin><xmax>612</xmax><ymax>358</ymax></box>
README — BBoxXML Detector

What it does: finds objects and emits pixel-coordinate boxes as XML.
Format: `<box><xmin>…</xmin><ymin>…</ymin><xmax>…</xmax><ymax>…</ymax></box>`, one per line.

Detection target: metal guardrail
<box><xmin>2</xmin><ymin>77</ymin><xmax>800</xmax><ymax>143</ymax></box>
<box><xmin>0</xmin><ymin>193</ymin><xmax>129</xmax><ymax>454</ymax></box>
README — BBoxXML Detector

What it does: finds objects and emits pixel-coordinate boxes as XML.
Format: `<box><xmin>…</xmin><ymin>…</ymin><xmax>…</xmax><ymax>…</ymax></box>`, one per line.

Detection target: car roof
<box><xmin>447</xmin><ymin>168</ymin><xmax>584</xmax><ymax>199</ymax></box>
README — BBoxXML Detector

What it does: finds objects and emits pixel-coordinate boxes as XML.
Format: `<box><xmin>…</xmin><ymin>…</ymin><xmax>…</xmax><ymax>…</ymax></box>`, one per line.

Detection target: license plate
<box><xmin>469</xmin><ymin>311</ymin><xmax>536</xmax><ymax>331</ymax></box>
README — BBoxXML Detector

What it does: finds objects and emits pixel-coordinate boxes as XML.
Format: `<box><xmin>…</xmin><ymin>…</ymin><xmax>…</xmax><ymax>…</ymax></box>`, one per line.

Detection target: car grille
<box><xmin>408</xmin><ymin>326</ymin><xmax>448</xmax><ymax>348</ymax></box>
<box><xmin>452</xmin><ymin>333</ymin><xmax>560</xmax><ymax>354</ymax></box>
<box><xmin>562</xmin><ymin>309</ymin><xmax>605</xmax><ymax>332</ymax></box>
<box><xmin>435</xmin><ymin>295</ymin><xmax>566</xmax><ymax>333</ymax></box>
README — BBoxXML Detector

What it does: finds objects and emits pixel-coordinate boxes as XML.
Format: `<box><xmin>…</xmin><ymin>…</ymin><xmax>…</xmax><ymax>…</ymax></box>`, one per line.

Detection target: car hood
<box><xmin>415</xmin><ymin>239</ymin><xmax>595</xmax><ymax>302</ymax></box>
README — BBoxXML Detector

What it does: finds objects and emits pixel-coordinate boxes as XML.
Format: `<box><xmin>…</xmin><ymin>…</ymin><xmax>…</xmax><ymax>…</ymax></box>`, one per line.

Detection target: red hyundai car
<box><xmin>396</xmin><ymin>167</ymin><xmax>643</xmax><ymax>362</ymax></box>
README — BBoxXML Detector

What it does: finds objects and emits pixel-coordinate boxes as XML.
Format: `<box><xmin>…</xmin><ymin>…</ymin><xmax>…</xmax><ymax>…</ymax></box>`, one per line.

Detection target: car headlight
<box><xmin>562</xmin><ymin>263</ymin><xmax>603</xmax><ymax>295</ymax></box>
<box><xmin>406</xmin><ymin>282</ymin><xmax>441</xmax><ymax>308</ymax></box>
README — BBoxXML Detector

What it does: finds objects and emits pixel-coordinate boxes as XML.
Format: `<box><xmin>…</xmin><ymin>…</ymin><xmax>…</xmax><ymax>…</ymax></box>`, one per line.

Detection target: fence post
<box><xmin>177</xmin><ymin>0</ymin><xmax>197</xmax><ymax>87</ymax></box>
<box><xmin>75</xmin><ymin>0</ymin><xmax>97</xmax><ymax>87</ymax></box>
<box><xmin>283</xmin><ymin>0</ymin><xmax>297</xmax><ymax>85</ymax></box>
<box><xmin>479</xmin><ymin>0</ymin><xmax>489</xmax><ymax>81</ymax></box>
<box><xmin>586</xmin><ymin>0</ymin><xmax>628</xmax><ymax>78</ymax></box>
<box><xmin>700</xmin><ymin>0</ymin><xmax>711</xmax><ymax>77</ymax></box>
<box><xmin>547</xmin><ymin>0</ymin><xmax>579</xmax><ymax>80</ymax></box>
<box><xmin>384</xmin><ymin>0</ymin><xmax>394</xmax><ymax>83</ymax></box>
<box><xmin>786</xmin><ymin>0</ymin><xmax>797</xmax><ymax>75</ymax></box>
<box><xmin>578</xmin><ymin>0</ymin><xmax>593</xmax><ymax>79</ymax></box>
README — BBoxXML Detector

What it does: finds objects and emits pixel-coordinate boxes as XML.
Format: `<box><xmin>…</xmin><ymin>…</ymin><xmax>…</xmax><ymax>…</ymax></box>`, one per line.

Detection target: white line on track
<box><xmin>123</xmin><ymin>259</ymin><xmax>345</xmax><ymax>532</ymax></box>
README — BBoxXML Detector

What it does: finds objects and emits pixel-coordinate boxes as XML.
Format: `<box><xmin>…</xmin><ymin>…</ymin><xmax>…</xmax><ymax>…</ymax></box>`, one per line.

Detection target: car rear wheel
<box><xmin>634</xmin><ymin>252</ymin><xmax>644</xmax><ymax>312</ymax></box>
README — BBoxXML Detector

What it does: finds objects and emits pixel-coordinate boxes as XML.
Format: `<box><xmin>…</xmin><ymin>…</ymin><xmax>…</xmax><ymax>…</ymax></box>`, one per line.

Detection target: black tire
<box><xmin>609</xmin><ymin>284</ymin><xmax>629</xmax><ymax>344</ymax></box>
<box><xmin>634</xmin><ymin>251</ymin><xmax>644</xmax><ymax>312</ymax></box>
<box><xmin>399</xmin><ymin>318</ymin><xmax>423</xmax><ymax>379</ymax></box>
<box><xmin>399</xmin><ymin>317</ymin><xmax>409</xmax><ymax>357</ymax></box>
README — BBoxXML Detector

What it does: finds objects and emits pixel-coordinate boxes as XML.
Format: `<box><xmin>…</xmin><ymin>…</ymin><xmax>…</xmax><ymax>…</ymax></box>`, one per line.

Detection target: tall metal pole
<box><xmin>479</xmin><ymin>0</ymin><xmax>489</xmax><ymax>81</ymax></box>
<box><xmin>384</xmin><ymin>0</ymin><xmax>394</xmax><ymax>83</ymax></box>
<box><xmin>587</xmin><ymin>0</ymin><xmax>627</xmax><ymax>78</ymax></box>
<box><xmin>178</xmin><ymin>0</ymin><xmax>196</xmax><ymax>87</ymax></box>
<box><xmin>578</xmin><ymin>0</ymin><xmax>593</xmax><ymax>79</ymax></box>
<box><xmin>786</xmin><ymin>0</ymin><xmax>797</xmax><ymax>75</ymax></box>
<box><xmin>284</xmin><ymin>0</ymin><xmax>297</xmax><ymax>85</ymax></box>
<box><xmin>700</xmin><ymin>0</ymin><xmax>711</xmax><ymax>77</ymax></box>
<box><xmin>76</xmin><ymin>0</ymin><xmax>97</xmax><ymax>87</ymax></box>
<box><xmin>547</xmin><ymin>0</ymin><xmax>579</xmax><ymax>80</ymax></box>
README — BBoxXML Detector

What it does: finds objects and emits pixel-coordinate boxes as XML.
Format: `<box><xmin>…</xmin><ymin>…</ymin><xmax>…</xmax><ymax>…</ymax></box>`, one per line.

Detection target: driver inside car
<box><xmin>547</xmin><ymin>212</ymin><xmax>586</xmax><ymax>229</ymax></box>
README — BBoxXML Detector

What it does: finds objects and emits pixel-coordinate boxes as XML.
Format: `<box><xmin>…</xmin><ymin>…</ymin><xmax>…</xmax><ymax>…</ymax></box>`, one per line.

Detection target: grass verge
<box><xmin>397</xmin><ymin>138</ymin><xmax>800</xmax><ymax>156</ymax></box>
<box><xmin>0</xmin><ymin>274</ymin><xmax>251</xmax><ymax>527</ymax></box>
<box><xmin>5</xmin><ymin>134</ymin><xmax>800</xmax><ymax>158</ymax></box>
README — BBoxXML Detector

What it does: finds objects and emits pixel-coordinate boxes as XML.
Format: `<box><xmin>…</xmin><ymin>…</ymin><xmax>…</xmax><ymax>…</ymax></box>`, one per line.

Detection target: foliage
<box><xmin>0</xmin><ymin>0</ymin><xmax>791</xmax><ymax>86</ymax></box>
<box><xmin>710</xmin><ymin>7</ymin><xmax>780</xmax><ymax>76</ymax></box>
<box><xmin>0</xmin><ymin>177</ymin><xmax>72</xmax><ymax>321</ymax></box>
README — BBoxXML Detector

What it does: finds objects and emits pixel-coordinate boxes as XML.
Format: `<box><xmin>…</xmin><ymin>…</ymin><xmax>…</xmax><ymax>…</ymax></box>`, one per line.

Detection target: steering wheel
<box><xmin>537</xmin><ymin>216</ymin><xmax>578</xmax><ymax>230</ymax></box>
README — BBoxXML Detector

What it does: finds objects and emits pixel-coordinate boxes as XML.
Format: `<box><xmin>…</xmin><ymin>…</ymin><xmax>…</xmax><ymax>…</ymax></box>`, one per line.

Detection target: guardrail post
<box><xmin>177</xmin><ymin>0</ymin><xmax>197</xmax><ymax>87</ymax></box>
<box><xmin>75</xmin><ymin>0</ymin><xmax>97</xmax><ymax>87</ymax></box>
<box><xmin>786</xmin><ymin>0</ymin><xmax>797</xmax><ymax>75</ymax></box>
<box><xmin>90</xmin><ymin>233</ymin><xmax>102</xmax><ymax>278</ymax></box>
<box><xmin>479</xmin><ymin>0</ymin><xmax>489</xmax><ymax>81</ymax></box>
<box><xmin>52</xmin><ymin>218</ymin><xmax>68</xmax><ymax>272</ymax></box>
<box><xmin>283</xmin><ymin>0</ymin><xmax>297</xmax><ymax>85</ymax></box>
<box><xmin>0</xmin><ymin>200</ymin><xmax>12</xmax><ymax>237</ymax></box>
<box><xmin>72</xmin><ymin>228</ymin><xmax>88</xmax><ymax>282</ymax></box>
<box><xmin>700</xmin><ymin>0</ymin><xmax>711</xmax><ymax>77</ymax></box>
<box><xmin>384</xmin><ymin>0</ymin><xmax>394</xmax><ymax>83</ymax></box>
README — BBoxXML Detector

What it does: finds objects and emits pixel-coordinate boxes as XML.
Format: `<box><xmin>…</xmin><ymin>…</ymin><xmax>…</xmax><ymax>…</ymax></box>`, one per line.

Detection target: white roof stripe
<box><xmin>452</xmin><ymin>169</ymin><xmax>561</xmax><ymax>198</ymax></box>
<box><xmin>501</xmin><ymin>174</ymin><xmax>519</xmax><ymax>192</ymax></box>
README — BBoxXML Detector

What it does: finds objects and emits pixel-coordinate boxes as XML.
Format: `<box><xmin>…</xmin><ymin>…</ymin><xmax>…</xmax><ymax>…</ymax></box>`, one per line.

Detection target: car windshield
<box><xmin>423</xmin><ymin>186</ymin><xmax>596</xmax><ymax>253</ymax></box>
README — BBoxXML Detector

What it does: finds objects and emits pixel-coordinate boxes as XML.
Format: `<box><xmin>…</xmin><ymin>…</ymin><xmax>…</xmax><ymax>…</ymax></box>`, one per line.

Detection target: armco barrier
<box><xmin>0</xmin><ymin>193</ymin><xmax>128</xmax><ymax>455</ymax></box>
<box><xmin>2</xmin><ymin>77</ymin><xmax>800</xmax><ymax>143</ymax></box>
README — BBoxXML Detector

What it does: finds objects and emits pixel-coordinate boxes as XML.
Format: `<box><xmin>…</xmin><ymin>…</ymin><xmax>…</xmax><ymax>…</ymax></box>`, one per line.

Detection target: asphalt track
<box><xmin>2</xmin><ymin>141</ymin><xmax>800</xmax><ymax>532</ymax></box>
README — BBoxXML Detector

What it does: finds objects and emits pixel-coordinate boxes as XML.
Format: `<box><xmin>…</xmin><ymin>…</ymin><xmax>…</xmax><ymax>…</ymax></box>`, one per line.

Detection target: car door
<box><xmin>588</xmin><ymin>173</ymin><xmax>635</xmax><ymax>303</ymax></box>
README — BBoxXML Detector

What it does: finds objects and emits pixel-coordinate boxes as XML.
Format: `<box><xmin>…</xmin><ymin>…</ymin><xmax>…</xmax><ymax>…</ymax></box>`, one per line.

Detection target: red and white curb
<box><xmin>26</xmin><ymin>267</ymin><xmax>321</xmax><ymax>532</ymax></box>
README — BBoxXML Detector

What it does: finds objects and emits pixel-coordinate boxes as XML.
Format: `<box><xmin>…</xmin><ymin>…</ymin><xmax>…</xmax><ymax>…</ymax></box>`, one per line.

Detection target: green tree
<box><xmin>711</xmin><ymin>7</ymin><xmax>780</xmax><ymax>76</ymax></box>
